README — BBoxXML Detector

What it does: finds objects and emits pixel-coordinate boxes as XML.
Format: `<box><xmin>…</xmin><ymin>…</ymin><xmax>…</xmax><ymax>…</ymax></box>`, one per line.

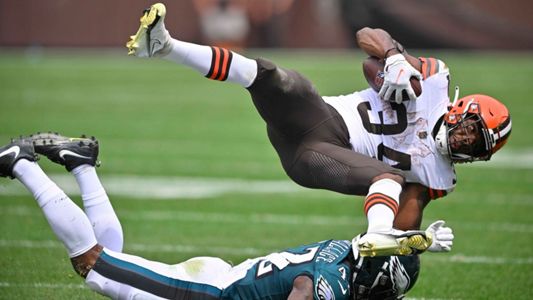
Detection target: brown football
<box><xmin>362</xmin><ymin>56</ymin><xmax>422</xmax><ymax>101</ymax></box>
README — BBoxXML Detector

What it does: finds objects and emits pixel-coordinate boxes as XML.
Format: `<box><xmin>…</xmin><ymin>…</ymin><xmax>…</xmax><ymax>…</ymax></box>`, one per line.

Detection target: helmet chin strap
<box><xmin>351</xmin><ymin>235</ymin><xmax>362</xmax><ymax>260</ymax></box>
<box><xmin>434</xmin><ymin>122</ymin><xmax>450</xmax><ymax>158</ymax></box>
<box><xmin>435</xmin><ymin>86</ymin><xmax>461</xmax><ymax>159</ymax></box>
<box><xmin>451</xmin><ymin>86</ymin><xmax>460</xmax><ymax>106</ymax></box>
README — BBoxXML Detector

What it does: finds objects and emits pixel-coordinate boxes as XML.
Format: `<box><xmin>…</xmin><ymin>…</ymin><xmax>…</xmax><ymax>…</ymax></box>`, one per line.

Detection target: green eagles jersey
<box><xmin>221</xmin><ymin>239</ymin><xmax>352</xmax><ymax>300</ymax></box>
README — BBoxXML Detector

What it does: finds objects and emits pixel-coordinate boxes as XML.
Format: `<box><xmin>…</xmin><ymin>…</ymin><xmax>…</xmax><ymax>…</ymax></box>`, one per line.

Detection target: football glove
<box><xmin>379</xmin><ymin>54</ymin><xmax>422</xmax><ymax>103</ymax></box>
<box><xmin>425</xmin><ymin>220</ymin><xmax>454</xmax><ymax>252</ymax></box>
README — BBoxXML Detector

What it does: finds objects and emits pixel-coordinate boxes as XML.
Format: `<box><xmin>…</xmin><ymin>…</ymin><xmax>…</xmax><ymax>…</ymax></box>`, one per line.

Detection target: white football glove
<box><xmin>425</xmin><ymin>220</ymin><xmax>454</xmax><ymax>252</ymax></box>
<box><xmin>378</xmin><ymin>53</ymin><xmax>422</xmax><ymax>103</ymax></box>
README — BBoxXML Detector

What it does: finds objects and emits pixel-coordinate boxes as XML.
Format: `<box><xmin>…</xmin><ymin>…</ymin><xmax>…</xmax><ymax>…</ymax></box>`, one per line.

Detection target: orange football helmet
<box><xmin>436</xmin><ymin>94</ymin><xmax>512</xmax><ymax>162</ymax></box>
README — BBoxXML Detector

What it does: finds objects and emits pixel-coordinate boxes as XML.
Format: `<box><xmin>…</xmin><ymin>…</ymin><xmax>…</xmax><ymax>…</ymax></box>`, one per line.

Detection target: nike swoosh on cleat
<box><xmin>150</xmin><ymin>39</ymin><xmax>161</xmax><ymax>55</ymax></box>
<box><xmin>0</xmin><ymin>146</ymin><xmax>20</xmax><ymax>159</ymax></box>
<box><xmin>59</xmin><ymin>150</ymin><xmax>91</xmax><ymax>160</ymax></box>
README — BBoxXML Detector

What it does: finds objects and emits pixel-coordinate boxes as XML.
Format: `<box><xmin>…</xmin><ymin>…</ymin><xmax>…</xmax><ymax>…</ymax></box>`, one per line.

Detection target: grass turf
<box><xmin>0</xmin><ymin>49</ymin><xmax>532</xmax><ymax>299</ymax></box>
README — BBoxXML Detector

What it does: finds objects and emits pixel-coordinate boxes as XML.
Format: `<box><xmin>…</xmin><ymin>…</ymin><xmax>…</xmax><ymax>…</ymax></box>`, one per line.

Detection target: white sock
<box><xmin>13</xmin><ymin>159</ymin><xmax>97</xmax><ymax>257</ymax></box>
<box><xmin>72</xmin><ymin>165</ymin><xmax>123</xmax><ymax>252</ymax></box>
<box><xmin>364</xmin><ymin>179</ymin><xmax>402</xmax><ymax>233</ymax></box>
<box><xmin>163</xmin><ymin>38</ymin><xmax>257</xmax><ymax>87</ymax></box>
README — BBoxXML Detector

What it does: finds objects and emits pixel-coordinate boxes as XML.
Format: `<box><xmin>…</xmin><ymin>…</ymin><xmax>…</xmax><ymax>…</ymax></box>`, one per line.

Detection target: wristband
<box><xmin>384</xmin><ymin>47</ymin><xmax>400</xmax><ymax>58</ymax></box>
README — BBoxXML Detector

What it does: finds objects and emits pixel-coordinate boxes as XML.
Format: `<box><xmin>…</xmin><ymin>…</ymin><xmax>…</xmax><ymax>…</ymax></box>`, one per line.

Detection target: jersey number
<box><xmin>357</xmin><ymin>101</ymin><xmax>411</xmax><ymax>170</ymax></box>
<box><xmin>256</xmin><ymin>246</ymin><xmax>319</xmax><ymax>278</ymax></box>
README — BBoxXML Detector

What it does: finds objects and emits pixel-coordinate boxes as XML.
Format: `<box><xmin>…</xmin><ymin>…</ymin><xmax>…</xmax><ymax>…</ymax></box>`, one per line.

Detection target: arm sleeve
<box><xmin>418</xmin><ymin>57</ymin><xmax>449</xmax><ymax>80</ymax></box>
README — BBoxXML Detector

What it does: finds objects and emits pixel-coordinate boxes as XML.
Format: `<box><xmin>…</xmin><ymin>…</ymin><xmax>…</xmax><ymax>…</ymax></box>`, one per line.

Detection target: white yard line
<box><xmin>0</xmin><ymin>149</ymin><xmax>531</xmax><ymax>200</ymax></box>
<box><xmin>467</xmin><ymin>149</ymin><xmax>533</xmax><ymax>169</ymax></box>
<box><xmin>0</xmin><ymin>282</ymin><xmax>86</xmax><ymax>289</ymax></box>
<box><xmin>3</xmin><ymin>205</ymin><xmax>533</xmax><ymax>233</ymax></box>
<box><xmin>0</xmin><ymin>280</ymin><xmax>457</xmax><ymax>300</ymax></box>
<box><xmin>0</xmin><ymin>174</ymin><xmax>306</xmax><ymax>199</ymax></box>
<box><xmin>0</xmin><ymin>281</ymin><xmax>459</xmax><ymax>300</ymax></box>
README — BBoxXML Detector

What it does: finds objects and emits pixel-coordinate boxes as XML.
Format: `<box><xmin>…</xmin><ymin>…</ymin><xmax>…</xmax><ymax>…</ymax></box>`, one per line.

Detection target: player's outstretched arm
<box><xmin>288</xmin><ymin>276</ymin><xmax>314</xmax><ymax>300</ymax></box>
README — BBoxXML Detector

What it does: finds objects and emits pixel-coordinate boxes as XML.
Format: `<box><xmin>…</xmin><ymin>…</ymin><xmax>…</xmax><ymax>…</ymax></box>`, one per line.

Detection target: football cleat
<box><xmin>30</xmin><ymin>132</ymin><xmax>100</xmax><ymax>171</ymax></box>
<box><xmin>357</xmin><ymin>230</ymin><xmax>432</xmax><ymax>257</ymax></box>
<box><xmin>0</xmin><ymin>138</ymin><xmax>38</xmax><ymax>179</ymax></box>
<box><xmin>126</xmin><ymin>3</ymin><xmax>171</xmax><ymax>57</ymax></box>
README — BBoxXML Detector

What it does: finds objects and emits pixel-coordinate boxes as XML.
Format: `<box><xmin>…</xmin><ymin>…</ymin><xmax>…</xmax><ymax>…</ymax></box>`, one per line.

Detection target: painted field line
<box><xmin>3</xmin><ymin>205</ymin><xmax>533</xmax><ymax>233</ymax></box>
<box><xmin>0</xmin><ymin>174</ymin><xmax>307</xmax><ymax>199</ymax></box>
<box><xmin>1</xmin><ymin>239</ymin><xmax>532</xmax><ymax>265</ymax></box>
<box><xmin>467</xmin><ymin>149</ymin><xmax>533</xmax><ymax>169</ymax></box>
<box><xmin>0</xmin><ymin>151</ymin><xmax>532</xmax><ymax>201</ymax></box>
<box><xmin>1</xmin><ymin>205</ymin><xmax>365</xmax><ymax>227</ymax></box>
<box><xmin>0</xmin><ymin>281</ymin><xmax>454</xmax><ymax>300</ymax></box>
<box><xmin>0</xmin><ymin>282</ymin><xmax>86</xmax><ymax>289</ymax></box>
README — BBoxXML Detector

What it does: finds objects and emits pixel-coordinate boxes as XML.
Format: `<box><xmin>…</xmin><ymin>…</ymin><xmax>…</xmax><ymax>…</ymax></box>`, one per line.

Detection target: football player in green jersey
<box><xmin>1</xmin><ymin>133</ymin><xmax>453</xmax><ymax>299</ymax></box>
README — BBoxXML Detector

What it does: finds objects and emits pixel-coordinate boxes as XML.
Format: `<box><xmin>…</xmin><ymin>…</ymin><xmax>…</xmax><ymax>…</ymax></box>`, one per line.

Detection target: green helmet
<box><xmin>350</xmin><ymin>236</ymin><xmax>420</xmax><ymax>299</ymax></box>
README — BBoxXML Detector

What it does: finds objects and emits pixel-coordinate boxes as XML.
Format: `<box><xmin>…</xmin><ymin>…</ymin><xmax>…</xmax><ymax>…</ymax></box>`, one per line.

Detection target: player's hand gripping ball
<box><xmin>363</xmin><ymin>56</ymin><xmax>422</xmax><ymax>102</ymax></box>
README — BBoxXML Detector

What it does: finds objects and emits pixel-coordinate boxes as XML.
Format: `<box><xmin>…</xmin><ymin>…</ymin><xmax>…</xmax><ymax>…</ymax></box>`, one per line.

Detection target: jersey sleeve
<box><xmin>427</xmin><ymin>187</ymin><xmax>449</xmax><ymax>200</ymax></box>
<box><xmin>313</xmin><ymin>265</ymin><xmax>351</xmax><ymax>300</ymax></box>
<box><xmin>418</xmin><ymin>57</ymin><xmax>449</xmax><ymax>80</ymax></box>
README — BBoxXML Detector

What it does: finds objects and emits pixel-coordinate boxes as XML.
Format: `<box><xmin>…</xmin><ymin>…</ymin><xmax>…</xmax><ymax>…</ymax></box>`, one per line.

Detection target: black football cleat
<box><xmin>0</xmin><ymin>138</ymin><xmax>38</xmax><ymax>179</ymax></box>
<box><xmin>30</xmin><ymin>132</ymin><xmax>100</xmax><ymax>171</ymax></box>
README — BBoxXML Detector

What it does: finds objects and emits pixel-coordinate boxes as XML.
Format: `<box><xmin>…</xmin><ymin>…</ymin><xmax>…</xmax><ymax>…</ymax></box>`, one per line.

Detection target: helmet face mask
<box><xmin>438</xmin><ymin>94</ymin><xmax>512</xmax><ymax>163</ymax></box>
<box><xmin>350</xmin><ymin>255</ymin><xmax>420</xmax><ymax>300</ymax></box>
<box><xmin>445</xmin><ymin>113</ymin><xmax>491</xmax><ymax>163</ymax></box>
<box><xmin>350</xmin><ymin>236</ymin><xmax>420</xmax><ymax>300</ymax></box>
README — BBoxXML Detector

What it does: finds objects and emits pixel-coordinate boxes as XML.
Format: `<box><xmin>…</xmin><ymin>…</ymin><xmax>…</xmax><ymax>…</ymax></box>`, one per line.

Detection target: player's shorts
<box><xmin>247</xmin><ymin>58</ymin><xmax>403</xmax><ymax>196</ymax></box>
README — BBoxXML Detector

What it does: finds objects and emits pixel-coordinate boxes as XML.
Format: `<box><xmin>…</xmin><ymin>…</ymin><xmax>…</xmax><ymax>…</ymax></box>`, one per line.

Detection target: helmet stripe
<box><xmin>496</xmin><ymin>117</ymin><xmax>512</xmax><ymax>135</ymax></box>
<box><xmin>491</xmin><ymin>119</ymin><xmax>512</xmax><ymax>145</ymax></box>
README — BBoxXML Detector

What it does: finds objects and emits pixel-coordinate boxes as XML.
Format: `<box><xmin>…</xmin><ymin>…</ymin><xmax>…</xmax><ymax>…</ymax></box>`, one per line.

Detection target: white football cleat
<box><xmin>357</xmin><ymin>230</ymin><xmax>432</xmax><ymax>257</ymax></box>
<box><xmin>126</xmin><ymin>3</ymin><xmax>171</xmax><ymax>57</ymax></box>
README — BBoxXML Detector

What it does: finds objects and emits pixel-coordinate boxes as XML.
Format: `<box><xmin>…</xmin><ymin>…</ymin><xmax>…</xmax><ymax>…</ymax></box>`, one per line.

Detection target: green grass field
<box><xmin>0</xmin><ymin>49</ymin><xmax>532</xmax><ymax>299</ymax></box>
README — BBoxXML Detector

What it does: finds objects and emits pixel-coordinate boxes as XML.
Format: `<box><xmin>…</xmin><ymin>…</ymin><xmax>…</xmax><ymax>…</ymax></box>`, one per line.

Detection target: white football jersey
<box><xmin>323</xmin><ymin>59</ymin><xmax>456</xmax><ymax>193</ymax></box>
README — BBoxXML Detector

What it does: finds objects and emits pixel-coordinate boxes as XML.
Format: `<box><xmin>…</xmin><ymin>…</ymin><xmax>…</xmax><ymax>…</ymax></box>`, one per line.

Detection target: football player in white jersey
<box><xmin>126</xmin><ymin>3</ymin><xmax>511</xmax><ymax>256</ymax></box>
<box><xmin>0</xmin><ymin>133</ymin><xmax>453</xmax><ymax>300</ymax></box>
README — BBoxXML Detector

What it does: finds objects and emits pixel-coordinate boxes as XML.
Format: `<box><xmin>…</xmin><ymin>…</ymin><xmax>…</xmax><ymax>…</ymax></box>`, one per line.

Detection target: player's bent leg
<box><xmin>278</xmin><ymin>140</ymin><xmax>429</xmax><ymax>256</ymax></box>
<box><xmin>30</xmin><ymin>132</ymin><xmax>124</xmax><ymax>252</ymax></box>
<box><xmin>127</xmin><ymin>3</ymin><xmax>257</xmax><ymax>88</ymax></box>
<box><xmin>72</xmin><ymin>164</ymin><xmax>124</xmax><ymax>252</ymax></box>
<box><xmin>282</xmin><ymin>141</ymin><xmax>403</xmax><ymax>195</ymax></box>
<box><xmin>71</xmin><ymin>245</ymin><xmax>162</xmax><ymax>299</ymax></box>
<box><xmin>6</xmin><ymin>152</ymin><xmax>99</xmax><ymax>257</ymax></box>
<box><xmin>364</xmin><ymin>177</ymin><xmax>403</xmax><ymax>233</ymax></box>
<box><xmin>357</xmin><ymin>175</ymin><xmax>431</xmax><ymax>257</ymax></box>
<box><xmin>87</xmin><ymin>270</ymin><xmax>166</xmax><ymax>300</ymax></box>
<box><xmin>164</xmin><ymin>39</ymin><xmax>258</xmax><ymax>87</ymax></box>
<box><xmin>249</xmin><ymin>59</ymin><xmax>333</xmax><ymax>137</ymax></box>
<box><xmin>87</xmin><ymin>248</ymin><xmax>226</xmax><ymax>299</ymax></box>
<box><xmin>1</xmin><ymin>137</ymin><xmax>102</xmax><ymax>260</ymax></box>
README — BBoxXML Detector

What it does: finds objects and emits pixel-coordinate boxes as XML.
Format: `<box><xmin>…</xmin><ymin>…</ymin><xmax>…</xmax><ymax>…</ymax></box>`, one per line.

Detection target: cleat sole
<box><xmin>359</xmin><ymin>233</ymin><xmax>432</xmax><ymax>257</ymax></box>
<box><xmin>126</xmin><ymin>3</ymin><xmax>166</xmax><ymax>56</ymax></box>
